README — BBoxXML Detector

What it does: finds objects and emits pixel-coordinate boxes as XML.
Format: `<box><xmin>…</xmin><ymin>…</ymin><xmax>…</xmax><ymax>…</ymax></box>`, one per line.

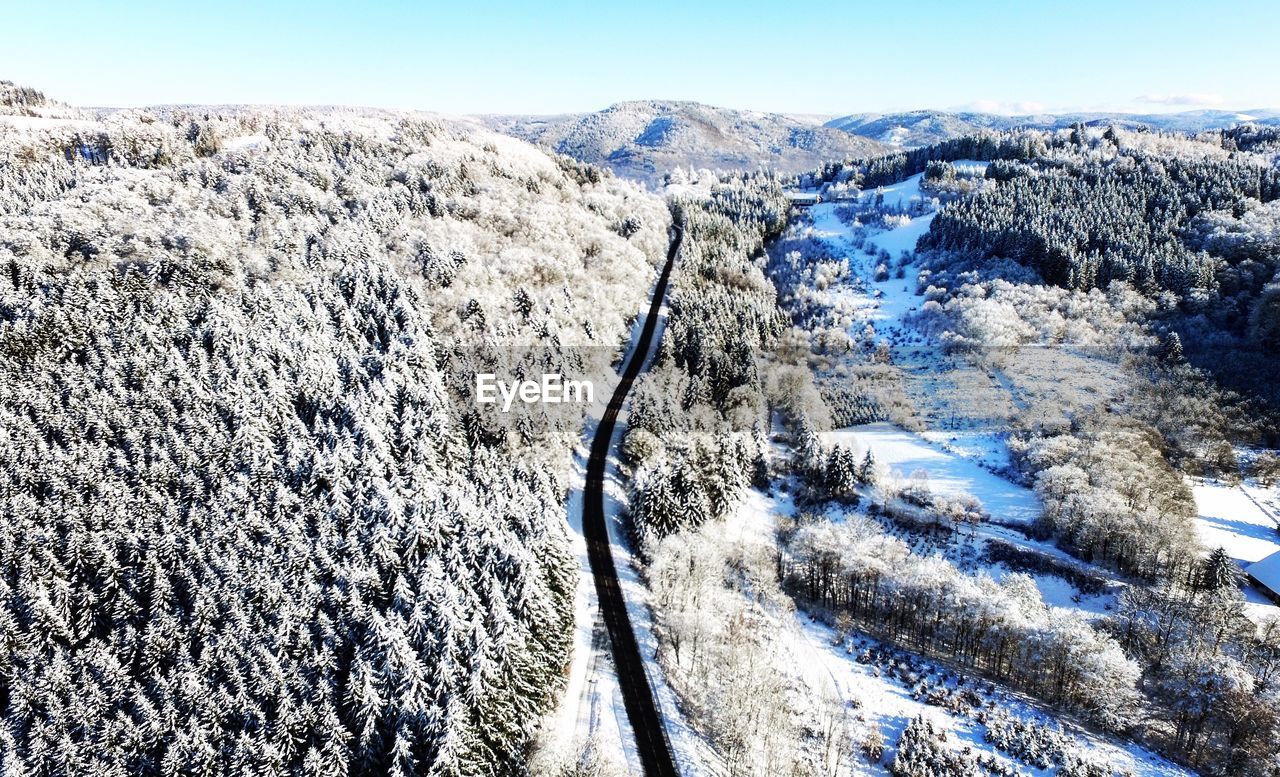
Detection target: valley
<box><xmin>3</xmin><ymin>29</ymin><xmax>1280</xmax><ymax>775</ymax></box>
<box><xmin>609</xmin><ymin>128</ymin><xmax>1280</xmax><ymax>776</ymax></box>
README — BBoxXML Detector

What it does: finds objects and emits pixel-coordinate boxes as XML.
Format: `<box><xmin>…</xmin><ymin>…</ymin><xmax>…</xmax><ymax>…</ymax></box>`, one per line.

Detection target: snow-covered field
<box><xmin>1193</xmin><ymin>480</ymin><xmax>1280</xmax><ymax>565</ymax></box>
<box><xmin>815</xmin><ymin>423</ymin><xmax>1117</xmax><ymax>615</ymax></box>
<box><xmin>823</xmin><ymin>422</ymin><xmax>1039</xmax><ymax>526</ymax></box>
<box><xmin>1191</xmin><ymin>479</ymin><xmax>1280</xmax><ymax>615</ymax></box>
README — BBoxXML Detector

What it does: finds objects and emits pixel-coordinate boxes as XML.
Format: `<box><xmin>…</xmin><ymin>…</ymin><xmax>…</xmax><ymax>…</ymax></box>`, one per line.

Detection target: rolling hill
<box><xmin>483</xmin><ymin>100</ymin><xmax>886</xmax><ymax>185</ymax></box>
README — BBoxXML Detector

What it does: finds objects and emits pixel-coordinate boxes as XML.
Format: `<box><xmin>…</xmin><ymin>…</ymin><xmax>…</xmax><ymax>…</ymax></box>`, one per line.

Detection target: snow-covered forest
<box><xmin>625</xmin><ymin>175</ymin><xmax>789</xmax><ymax>546</ymax></box>
<box><xmin>5</xmin><ymin>72</ymin><xmax>1280</xmax><ymax>777</ymax></box>
<box><xmin>582</xmin><ymin>122</ymin><xmax>1280</xmax><ymax>775</ymax></box>
<box><xmin>0</xmin><ymin>89</ymin><xmax>670</xmax><ymax>775</ymax></box>
<box><xmin>747</xmin><ymin>125</ymin><xmax>1280</xmax><ymax>775</ymax></box>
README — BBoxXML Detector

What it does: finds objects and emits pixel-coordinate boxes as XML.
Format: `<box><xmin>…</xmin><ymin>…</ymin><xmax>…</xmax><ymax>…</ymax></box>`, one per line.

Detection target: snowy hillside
<box><xmin>484</xmin><ymin>100</ymin><xmax>886</xmax><ymax>185</ymax></box>
<box><xmin>0</xmin><ymin>88</ymin><xmax>672</xmax><ymax>776</ymax></box>
<box><xmin>754</xmin><ymin>128</ymin><xmax>1280</xmax><ymax>777</ymax></box>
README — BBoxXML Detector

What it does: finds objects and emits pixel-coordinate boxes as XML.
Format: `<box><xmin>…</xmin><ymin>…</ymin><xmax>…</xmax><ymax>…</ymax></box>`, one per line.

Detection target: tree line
<box><xmin>779</xmin><ymin>516</ymin><xmax>1142</xmax><ymax>728</ymax></box>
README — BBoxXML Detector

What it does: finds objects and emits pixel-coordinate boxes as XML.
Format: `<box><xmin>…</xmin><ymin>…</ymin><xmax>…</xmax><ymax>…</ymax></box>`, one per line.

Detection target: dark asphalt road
<box><xmin>581</xmin><ymin>225</ymin><xmax>682</xmax><ymax>777</ymax></box>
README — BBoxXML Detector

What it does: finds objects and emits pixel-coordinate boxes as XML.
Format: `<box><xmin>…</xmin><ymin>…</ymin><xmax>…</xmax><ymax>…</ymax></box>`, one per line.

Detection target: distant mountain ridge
<box><xmin>826</xmin><ymin>108</ymin><xmax>1280</xmax><ymax>148</ymax></box>
<box><xmin>482</xmin><ymin>100</ymin><xmax>887</xmax><ymax>185</ymax></box>
<box><xmin>483</xmin><ymin>101</ymin><xmax>1280</xmax><ymax>183</ymax></box>
<box><xmin>9</xmin><ymin>79</ymin><xmax>1276</xmax><ymax>180</ymax></box>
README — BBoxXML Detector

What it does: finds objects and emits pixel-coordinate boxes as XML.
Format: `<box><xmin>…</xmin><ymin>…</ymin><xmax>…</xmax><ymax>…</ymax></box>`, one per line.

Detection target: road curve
<box><xmin>582</xmin><ymin>225</ymin><xmax>682</xmax><ymax>777</ymax></box>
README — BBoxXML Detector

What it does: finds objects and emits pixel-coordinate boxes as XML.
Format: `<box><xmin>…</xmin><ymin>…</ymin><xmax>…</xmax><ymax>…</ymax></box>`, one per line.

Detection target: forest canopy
<box><xmin>0</xmin><ymin>105</ymin><xmax>668</xmax><ymax>775</ymax></box>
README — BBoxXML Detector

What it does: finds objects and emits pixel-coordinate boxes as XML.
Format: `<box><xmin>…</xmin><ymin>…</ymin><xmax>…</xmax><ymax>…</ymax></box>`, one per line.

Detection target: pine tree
<box><xmin>858</xmin><ymin>450</ymin><xmax>877</xmax><ymax>483</ymax></box>
<box><xmin>1200</xmin><ymin>547</ymin><xmax>1238</xmax><ymax>592</ymax></box>
<box><xmin>824</xmin><ymin>445</ymin><xmax>860</xmax><ymax>503</ymax></box>
<box><xmin>1159</xmin><ymin>331</ymin><xmax>1185</xmax><ymax>363</ymax></box>
<box><xmin>512</xmin><ymin>287</ymin><xmax>534</xmax><ymax>320</ymax></box>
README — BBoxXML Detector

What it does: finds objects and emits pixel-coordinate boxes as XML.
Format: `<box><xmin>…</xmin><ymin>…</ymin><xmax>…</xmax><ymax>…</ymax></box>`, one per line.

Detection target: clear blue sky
<box><xmin>3</xmin><ymin>0</ymin><xmax>1276</xmax><ymax>115</ymax></box>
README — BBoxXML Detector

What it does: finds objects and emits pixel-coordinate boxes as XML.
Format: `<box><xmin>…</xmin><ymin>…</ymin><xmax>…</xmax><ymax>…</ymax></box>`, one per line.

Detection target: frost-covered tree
<box><xmin>0</xmin><ymin>100</ymin><xmax>671</xmax><ymax>775</ymax></box>
<box><xmin>624</xmin><ymin>173</ymin><xmax>789</xmax><ymax>543</ymax></box>
<box><xmin>1200</xmin><ymin>547</ymin><xmax>1239</xmax><ymax>592</ymax></box>
<box><xmin>824</xmin><ymin>444</ymin><xmax>861</xmax><ymax>503</ymax></box>
<box><xmin>890</xmin><ymin>715</ymin><xmax>980</xmax><ymax>777</ymax></box>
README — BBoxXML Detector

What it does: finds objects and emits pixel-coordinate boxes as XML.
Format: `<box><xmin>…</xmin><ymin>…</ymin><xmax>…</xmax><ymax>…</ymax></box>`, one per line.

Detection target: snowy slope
<box><xmin>795</xmin><ymin>165</ymin><xmax>1136</xmax><ymax>618</ymax></box>
<box><xmin>807</xmin><ymin>164</ymin><xmax>1029</xmax><ymax>475</ymax></box>
<box><xmin>804</xmin><ymin>169</ymin><xmax>1048</xmax><ymax>516</ymax></box>
<box><xmin>737</xmin><ymin>489</ymin><xmax>1191</xmax><ymax>777</ymax></box>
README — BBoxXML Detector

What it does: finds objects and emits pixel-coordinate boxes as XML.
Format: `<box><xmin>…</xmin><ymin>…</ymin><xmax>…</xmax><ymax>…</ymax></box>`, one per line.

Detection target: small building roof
<box><xmin>1247</xmin><ymin>550</ymin><xmax>1280</xmax><ymax>594</ymax></box>
<box><xmin>786</xmin><ymin>191</ymin><xmax>822</xmax><ymax>205</ymax></box>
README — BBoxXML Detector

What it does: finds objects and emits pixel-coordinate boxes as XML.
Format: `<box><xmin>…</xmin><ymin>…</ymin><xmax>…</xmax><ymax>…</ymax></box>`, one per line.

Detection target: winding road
<box><xmin>581</xmin><ymin>225</ymin><xmax>682</xmax><ymax>777</ymax></box>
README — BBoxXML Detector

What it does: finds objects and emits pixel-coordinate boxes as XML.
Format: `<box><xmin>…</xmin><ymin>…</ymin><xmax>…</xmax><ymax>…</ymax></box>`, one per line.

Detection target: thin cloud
<box><xmin>1136</xmin><ymin>92</ymin><xmax>1225</xmax><ymax>107</ymax></box>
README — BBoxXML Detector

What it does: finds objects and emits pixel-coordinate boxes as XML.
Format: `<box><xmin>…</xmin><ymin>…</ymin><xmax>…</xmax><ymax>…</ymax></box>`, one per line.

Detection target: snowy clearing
<box><xmin>222</xmin><ymin>133</ymin><xmax>271</xmax><ymax>151</ymax></box>
<box><xmin>1190</xmin><ymin>478</ymin><xmax>1280</xmax><ymax>616</ymax></box>
<box><xmin>823</xmin><ymin>422</ymin><xmax>1039</xmax><ymax>526</ymax></box>
<box><xmin>795</xmin><ymin>168</ymin><xmax>1136</xmax><ymax>620</ymax></box>
<box><xmin>800</xmin><ymin>170</ymin><xmax>1129</xmax><ymax>617</ymax></box>
<box><xmin>803</xmin><ymin>163</ymin><xmax>1058</xmax><ymax>476</ymax></box>
<box><xmin>1192</xmin><ymin>479</ymin><xmax>1280</xmax><ymax>566</ymax></box>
